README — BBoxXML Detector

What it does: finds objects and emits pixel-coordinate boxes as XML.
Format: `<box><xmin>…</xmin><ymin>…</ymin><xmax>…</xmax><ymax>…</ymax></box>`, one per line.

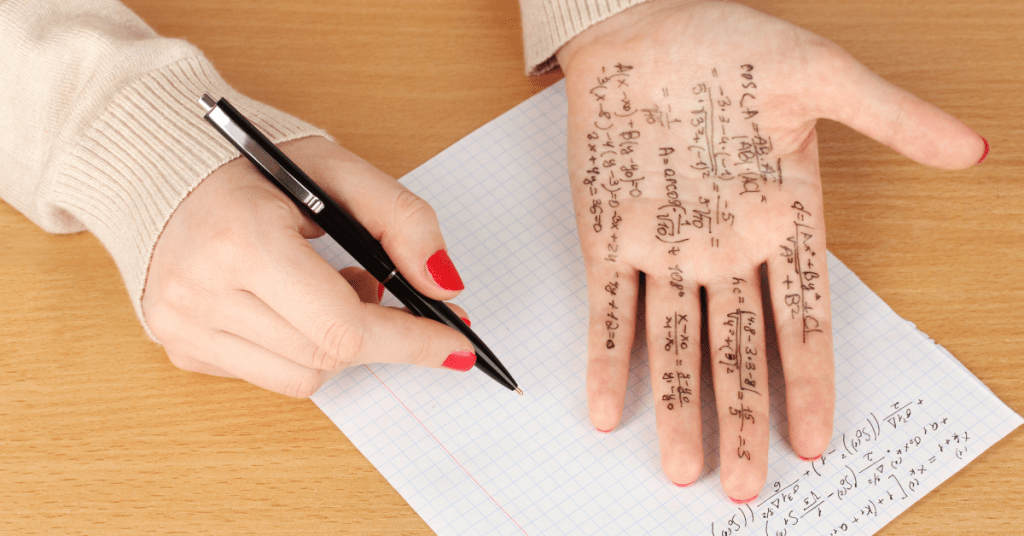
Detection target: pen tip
<box><xmin>515</xmin><ymin>388</ymin><xmax>524</xmax><ymax>396</ymax></box>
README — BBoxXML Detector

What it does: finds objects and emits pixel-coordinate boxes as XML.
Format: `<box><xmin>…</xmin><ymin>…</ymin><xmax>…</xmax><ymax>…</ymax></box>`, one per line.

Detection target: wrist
<box><xmin>555</xmin><ymin>0</ymin><xmax>702</xmax><ymax>74</ymax></box>
<box><xmin>60</xmin><ymin>54</ymin><xmax>330</xmax><ymax>341</ymax></box>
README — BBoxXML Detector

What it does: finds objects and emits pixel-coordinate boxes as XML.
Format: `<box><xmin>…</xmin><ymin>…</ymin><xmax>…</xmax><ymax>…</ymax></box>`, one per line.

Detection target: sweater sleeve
<box><xmin>0</xmin><ymin>0</ymin><xmax>330</xmax><ymax>338</ymax></box>
<box><xmin>518</xmin><ymin>0</ymin><xmax>653</xmax><ymax>75</ymax></box>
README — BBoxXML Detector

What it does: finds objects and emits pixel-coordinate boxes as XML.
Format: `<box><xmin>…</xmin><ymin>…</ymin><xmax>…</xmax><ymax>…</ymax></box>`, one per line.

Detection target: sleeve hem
<box><xmin>50</xmin><ymin>54</ymin><xmax>331</xmax><ymax>341</ymax></box>
<box><xmin>519</xmin><ymin>0</ymin><xmax>653</xmax><ymax>75</ymax></box>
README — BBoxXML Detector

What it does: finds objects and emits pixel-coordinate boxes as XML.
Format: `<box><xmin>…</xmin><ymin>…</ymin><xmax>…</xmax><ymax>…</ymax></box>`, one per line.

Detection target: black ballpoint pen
<box><xmin>198</xmin><ymin>93</ymin><xmax>521</xmax><ymax>395</ymax></box>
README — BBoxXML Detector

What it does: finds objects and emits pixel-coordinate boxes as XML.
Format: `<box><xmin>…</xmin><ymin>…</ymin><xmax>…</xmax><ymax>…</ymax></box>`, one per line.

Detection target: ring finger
<box><xmin>707</xmin><ymin>269</ymin><xmax>770</xmax><ymax>502</ymax></box>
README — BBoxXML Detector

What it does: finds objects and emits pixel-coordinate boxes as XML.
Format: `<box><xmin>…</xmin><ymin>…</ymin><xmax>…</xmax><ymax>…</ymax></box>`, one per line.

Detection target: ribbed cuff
<box><xmin>519</xmin><ymin>0</ymin><xmax>653</xmax><ymax>75</ymax></box>
<box><xmin>52</xmin><ymin>54</ymin><xmax>331</xmax><ymax>340</ymax></box>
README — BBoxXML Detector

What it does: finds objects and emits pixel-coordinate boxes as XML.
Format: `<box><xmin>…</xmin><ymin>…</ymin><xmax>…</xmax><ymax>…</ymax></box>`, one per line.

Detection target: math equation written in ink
<box><xmin>709</xmin><ymin>396</ymin><xmax>973</xmax><ymax>536</ymax></box>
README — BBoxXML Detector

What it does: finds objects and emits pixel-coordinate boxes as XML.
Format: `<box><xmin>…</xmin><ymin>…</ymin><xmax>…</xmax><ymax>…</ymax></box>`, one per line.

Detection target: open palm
<box><xmin>558</xmin><ymin>0</ymin><xmax>985</xmax><ymax>501</ymax></box>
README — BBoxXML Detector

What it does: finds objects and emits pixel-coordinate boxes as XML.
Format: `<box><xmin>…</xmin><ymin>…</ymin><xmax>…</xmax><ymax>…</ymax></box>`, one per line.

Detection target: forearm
<box><xmin>0</xmin><ymin>0</ymin><xmax>327</xmax><ymax>336</ymax></box>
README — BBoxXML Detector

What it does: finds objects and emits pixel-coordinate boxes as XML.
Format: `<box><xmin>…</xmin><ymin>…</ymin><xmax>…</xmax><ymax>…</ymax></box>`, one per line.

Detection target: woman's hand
<box><xmin>143</xmin><ymin>137</ymin><xmax>476</xmax><ymax>398</ymax></box>
<box><xmin>558</xmin><ymin>0</ymin><xmax>985</xmax><ymax>501</ymax></box>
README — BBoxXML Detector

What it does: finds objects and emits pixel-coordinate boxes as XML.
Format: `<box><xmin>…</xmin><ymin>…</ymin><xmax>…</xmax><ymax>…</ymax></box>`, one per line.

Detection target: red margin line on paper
<box><xmin>366</xmin><ymin>366</ymin><xmax>528</xmax><ymax>535</ymax></box>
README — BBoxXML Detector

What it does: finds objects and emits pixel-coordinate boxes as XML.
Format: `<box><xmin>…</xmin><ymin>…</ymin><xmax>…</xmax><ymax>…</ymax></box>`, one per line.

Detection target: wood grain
<box><xmin>1</xmin><ymin>0</ymin><xmax>1020</xmax><ymax>534</ymax></box>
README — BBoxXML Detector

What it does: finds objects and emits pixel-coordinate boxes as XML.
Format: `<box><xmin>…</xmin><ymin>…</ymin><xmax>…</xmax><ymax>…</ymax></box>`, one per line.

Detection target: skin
<box><xmin>143</xmin><ymin>137</ymin><xmax>472</xmax><ymax>398</ymax></box>
<box><xmin>142</xmin><ymin>0</ymin><xmax>986</xmax><ymax>503</ymax></box>
<box><xmin>556</xmin><ymin>0</ymin><xmax>985</xmax><ymax>500</ymax></box>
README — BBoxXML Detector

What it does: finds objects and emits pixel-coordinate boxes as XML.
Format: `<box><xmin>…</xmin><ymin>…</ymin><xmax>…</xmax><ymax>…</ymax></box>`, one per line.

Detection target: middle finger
<box><xmin>645</xmin><ymin>263</ymin><xmax>704</xmax><ymax>486</ymax></box>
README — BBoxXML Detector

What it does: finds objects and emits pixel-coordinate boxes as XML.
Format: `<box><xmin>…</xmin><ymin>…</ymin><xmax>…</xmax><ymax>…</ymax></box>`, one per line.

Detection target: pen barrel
<box><xmin>203</xmin><ymin>96</ymin><xmax>518</xmax><ymax>392</ymax></box>
<box><xmin>385</xmin><ymin>273</ymin><xmax>518</xmax><ymax>391</ymax></box>
<box><xmin>209</xmin><ymin>98</ymin><xmax>396</xmax><ymax>282</ymax></box>
<box><xmin>310</xmin><ymin>201</ymin><xmax>396</xmax><ymax>282</ymax></box>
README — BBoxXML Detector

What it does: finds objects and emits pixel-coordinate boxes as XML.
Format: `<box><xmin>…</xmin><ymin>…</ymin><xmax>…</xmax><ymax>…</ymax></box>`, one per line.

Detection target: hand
<box><xmin>557</xmin><ymin>0</ymin><xmax>985</xmax><ymax>500</ymax></box>
<box><xmin>143</xmin><ymin>137</ymin><xmax>476</xmax><ymax>397</ymax></box>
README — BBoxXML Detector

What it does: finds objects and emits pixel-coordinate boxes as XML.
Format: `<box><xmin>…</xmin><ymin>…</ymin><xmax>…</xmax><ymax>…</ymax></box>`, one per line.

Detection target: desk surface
<box><xmin>2</xmin><ymin>0</ymin><xmax>1021</xmax><ymax>534</ymax></box>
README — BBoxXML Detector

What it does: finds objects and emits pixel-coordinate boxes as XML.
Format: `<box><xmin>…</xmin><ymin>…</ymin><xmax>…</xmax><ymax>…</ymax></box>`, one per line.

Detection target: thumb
<box><xmin>811</xmin><ymin>46</ymin><xmax>987</xmax><ymax>169</ymax></box>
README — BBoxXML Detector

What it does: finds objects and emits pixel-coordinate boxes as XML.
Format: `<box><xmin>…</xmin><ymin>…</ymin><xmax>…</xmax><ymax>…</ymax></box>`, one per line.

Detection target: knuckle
<box><xmin>165</xmin><ymin>349</ymin><xmax>202</xmax><ymax>373</ymax></box>
<box><xmin>156</xmin><ymin>273</ymin><xmax>191</xmax><ymax>306</ymax></box>
<box><xmin>404</xmin><ymin>333</ymin><xmax>437</xmax><ymax>368</ymax></box>
<box><xmin>885</xmin><ymin>104</ymin><xmax>911</xmax><ymax>147</ymax></box>
<box><xmin>813</xmin><ymin>314</ymin><xmax>833</xmax><ymax>335</ymax></box>
<box><xmin>779</xmin><ymin>309</ymin><xmax>832</xmax><ymax>343</ymax></box>
<box><xmin>815</xmin><ymin>39</ymin><xmax>847</xmax><ymax>63</ymax></box>
<box><xmin>154</xmin><ymin>272</ymin><xmax>207</xmax><ymax>317</ymax></box>
<box><xmin>143</xmin><ymin>291</ymin><xmax>192</xmax><ymax>347</ymax></box>
<box><xmin>196</xmin><ymin>211</ymin><xmax>249</xmax><ymax>261</ymax></box>
<box><xmin>300</xmin><ymin>339</ymin><xmax>339</xmax><ymax>371</ymax></box>
<box><xmin>200</xmin><ymin>205</ymin><xmax>288</xmax><ymax>270</ymax></box>
<box><xmin>143</xmin><ymin>300</ymin><xmax>174</xmax><ymax>343</ymax></box>
<box><xmin>279</xmin><ymin>372</ymin><xmax>324</xmax><ymax>399</ymax></box>
<box><xmin>803</xmin><ymin>32</ymin><xmax>850</xmax><ymax>69</ymax></box>
<box><xmin>204</xmin><ymin>228</ymin><xmax>243</xmax><ymax>264</ymax></box>
<box><xmin>392</xmin><ymin>189</ymin><xmax>437</xmax><ymax>228</ymax></box>
<box><xmin>318</xmin><ymin>315</ymin><xmax>365</xmax><ymax>364</ymax></box>
<box><xmin>252</xmin><ymin>194</ymin><xmax>304</xmax><ymax>229</ymax></box>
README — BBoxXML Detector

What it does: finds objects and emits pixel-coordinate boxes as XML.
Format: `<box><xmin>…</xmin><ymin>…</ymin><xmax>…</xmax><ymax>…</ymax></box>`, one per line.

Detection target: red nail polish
<box><xmin>799</xmin><ymin>454</ymin><xmax>821</xmax><ymax>462</ymax></box>
<box><xmin>729</xmin><ymin>494</ymin><xmax>758</xmax><ymax>505</ymax></box>
<box><xmin>597</xmin><ymin>428</ymin><xmax>612</xmax><ymax>433</ymax></box>
<box><xmin>673</xmin><ymin>479</ymin><xmax>697</xmax><ymax>488</ymax></box>
<box><xmin>978</xmin><ymin>137</ymin><xmax>989</xmax><ymax>164</ymax></box>
<box><xmin>426</xmin><ymin>250</ymin><xmax>464</xmax><ymax>291</ymax></box>
<box><xmin>442</xmin><ymin>351</ymin><xmax>475</xmax><ymax>371</ymax></box>
<box><xmin>377</xmin><ymin>282</ymin><xmax>386</xmax><ymax>302</ymax></box>
<box><xmin>460</xmin><ymin>317</ymin><xmax>471</xmax><ymax>327</ymax></box>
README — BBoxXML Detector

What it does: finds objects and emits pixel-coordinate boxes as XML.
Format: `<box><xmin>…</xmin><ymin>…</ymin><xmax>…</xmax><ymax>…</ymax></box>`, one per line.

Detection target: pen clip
<box><xmin>198</xmin><ymin>93</ymin><xmax>325</xmax><ymax>214</ymax></box>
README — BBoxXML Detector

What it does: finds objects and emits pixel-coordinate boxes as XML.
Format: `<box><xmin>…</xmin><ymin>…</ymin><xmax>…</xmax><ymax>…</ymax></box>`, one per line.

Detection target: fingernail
<box><xmin>799</xmin><ymin>454</ymin><xmax>821</xmax><ymax>462</ymax></box>
<box><xmin>673</xmin><ymin>479</ymin><xmax>697</xmax><ymax>488</ymax></box>
<box><xmin>596</xmin><ymin>428</ymin><xmax>612</xmax><ymax>433</ymax></box>
<box><xmin>426</xmin><ymin>250</ymin><xmax>465</xmax><ymax>291</ymax></box>
<box><xmin>977</xmin><ymin>137</ymin><xmax>989</xmax><ymax>164</ymax></box>
<box><xmin>442</xmin><ymin>351</ymin><xmax>476</xmax><ymax>371</ymax></box>
<box><xmin>729</xmin><ymin>494</ymin><xmax>758</xmax><ymax>505</ymax></box>
<box><xmin>460</xmin><ymin>317</ymin><xmax>471</xmax><ymax>327</ymax></box>
<box><xmin>377</xmin><ymin>282</ymin><xmax>386</xmax><ymax>302</ymax></box>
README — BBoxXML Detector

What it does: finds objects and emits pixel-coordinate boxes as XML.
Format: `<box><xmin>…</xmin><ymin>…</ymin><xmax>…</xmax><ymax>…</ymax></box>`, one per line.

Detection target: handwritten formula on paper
<box><xmin>711</xmin><ymin>397</ymin><xmax>973</xmax><ymax>536</ymax></box>
<box><xmin>311</xmin><ymin>81</ymin><xmax>1021</xmax><ymax>536</ymax></box>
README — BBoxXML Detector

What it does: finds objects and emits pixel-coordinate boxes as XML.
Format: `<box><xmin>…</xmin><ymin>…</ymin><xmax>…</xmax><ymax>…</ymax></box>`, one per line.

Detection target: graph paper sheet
<box><xmin>310</xmin><ymin>81</ymin><xmax>1021</xmax><ymax>536</ymax></box>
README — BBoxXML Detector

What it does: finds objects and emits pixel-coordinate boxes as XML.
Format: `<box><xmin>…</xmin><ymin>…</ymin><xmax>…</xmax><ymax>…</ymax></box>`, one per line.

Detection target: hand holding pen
<box><xmin>142</xmin><ymin>128</ymin><xmax>505</xmax><ymax>397</ymax></box>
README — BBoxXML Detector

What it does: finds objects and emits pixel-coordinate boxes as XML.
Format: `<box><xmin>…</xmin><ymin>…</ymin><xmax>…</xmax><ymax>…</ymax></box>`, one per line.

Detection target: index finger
<box><xmin>239</xmin><ymin>231</ymin><xmax>475</xmax><ymax>371</ymax></box>
<box><xmin>279</xmin><ymin>138</ymin><xmax>466</xmax><ymax>299</ymax></box>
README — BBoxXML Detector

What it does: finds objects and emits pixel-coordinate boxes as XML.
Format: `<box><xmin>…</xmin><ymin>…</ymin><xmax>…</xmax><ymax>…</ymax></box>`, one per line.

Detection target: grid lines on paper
<box><xmin>310</xmin><ymin>80</ymin><xmax>1022</xmax><ymax>536</ymax></box>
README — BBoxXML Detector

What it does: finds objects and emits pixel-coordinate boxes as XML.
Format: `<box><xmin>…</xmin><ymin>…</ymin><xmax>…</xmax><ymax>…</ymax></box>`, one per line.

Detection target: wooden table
<box><xmin>2</xmin><ymin>0</ymin><xmax>1021</xmax><ymax>533</ymax></box>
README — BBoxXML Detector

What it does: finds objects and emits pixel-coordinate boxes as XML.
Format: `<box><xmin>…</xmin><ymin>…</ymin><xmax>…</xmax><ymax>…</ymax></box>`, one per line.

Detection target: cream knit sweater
<box><xmin>0</xmin><ymin>0</ymin><xmax>648</xmax><ymax>336</ymax></box>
